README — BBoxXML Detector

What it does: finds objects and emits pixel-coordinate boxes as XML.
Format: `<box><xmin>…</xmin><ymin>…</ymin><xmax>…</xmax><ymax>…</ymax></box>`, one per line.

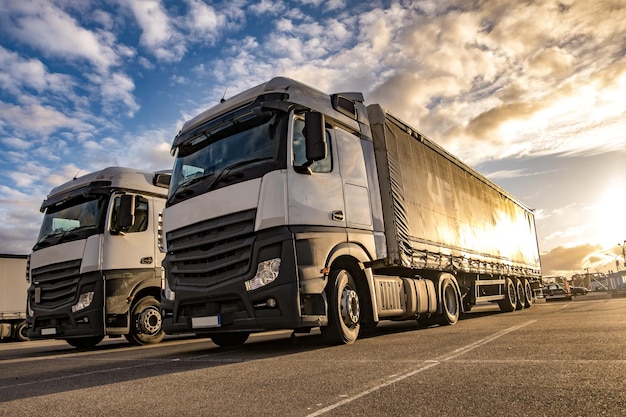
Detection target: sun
<box><xmin>593</xmin><ymin>184</ymin><xmax>626</xmax><ymax>251</ymax></box>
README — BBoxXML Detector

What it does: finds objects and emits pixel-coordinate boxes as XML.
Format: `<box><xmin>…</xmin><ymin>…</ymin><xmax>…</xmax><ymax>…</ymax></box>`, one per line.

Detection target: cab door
<box><xmin>286</xmin><ymin>116</ymin><xmax>346</xmax><ymax>229</ymax></box>
<box><xmin>102</xmin><ymin>193</ymin><xmax>156</xmax><ymax>272</ymax></box>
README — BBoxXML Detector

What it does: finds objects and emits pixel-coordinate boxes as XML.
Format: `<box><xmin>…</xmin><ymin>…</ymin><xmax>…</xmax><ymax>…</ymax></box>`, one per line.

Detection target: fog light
<box><xmin>72</xmin><ymin>291</ymin><xmax>94</xmax><ymax>313</ymax></box>
<box><xmin>267</xmin><ymin>298</ymin><xmax>277</xmax><ymax>308</ymax></box>
<box><xmin>245</xmin><ymin>258</ymin><xmax>281</xmax><ymax>291</ymax></box>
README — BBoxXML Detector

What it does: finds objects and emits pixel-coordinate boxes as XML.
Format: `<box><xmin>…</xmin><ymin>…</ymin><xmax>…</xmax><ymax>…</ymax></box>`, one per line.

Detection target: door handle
<box><xmin>140</xmin><ymin>257</ymin><xmax>153</xmax><ymax>264</ymax></box>
<box><xmin>331</xmin><ymin>210</ymin><xmax>344</xmax><ymax>221</ymax></box>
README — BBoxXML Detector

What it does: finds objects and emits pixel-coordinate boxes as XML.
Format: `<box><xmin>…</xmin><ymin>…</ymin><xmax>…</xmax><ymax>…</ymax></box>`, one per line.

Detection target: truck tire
<box><xmin>66</xmin><ymin>336</ymin><xmax>104</xmax><ymax>349</ymax></box>
<box><xmin>15</xmin><ymin>321</ymin><xmax>28</xmax><ymax>342</ymax></box>
<box><xmin>523</xmin><ymin>279</ymin><xmax>533</xmax><ymax>308</ymax></box>
<box><xmin>515</xmin><ymin>279</ymin><xmax>525</xmax><ymax>310</ymax></box>
<box><xmin>126</xmin><ymin>296</ymin><xmax>165</xmax><ymax>345</ymax></box>
<box><xmin>321</xmin><ymin>269</ymin><xmax>360</xmax><ymax>345</ymax></box>
<box><xmin>498</xmin><ymin>278</ymin><xmax>517</xmax><ymax>313</ymax></box>
<box><xmin>210</xmin><ymin>332</ymin><xmax>250</xmax><ymax>347</ymax></box>
<box><xmin>438</xmin><ymin>277</ymin><xmax>460</xmax><ymax>325</ymax></box>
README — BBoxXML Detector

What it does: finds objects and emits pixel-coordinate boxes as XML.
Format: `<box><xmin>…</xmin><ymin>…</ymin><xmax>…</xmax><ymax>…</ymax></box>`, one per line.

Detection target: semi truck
<box><xmin>0</xmin><ymin>254</ymin><xmax>29</xmax><ymax>341</ymax></box>
<box><xmin>161</xmin><ymin>77</ymin><xmax>542</xmax><ymax>346</ymax></box>
<box><xmin>27</xmin><ymin>167</ymin><xmax>171</xmax><ymax>348</ymax></box>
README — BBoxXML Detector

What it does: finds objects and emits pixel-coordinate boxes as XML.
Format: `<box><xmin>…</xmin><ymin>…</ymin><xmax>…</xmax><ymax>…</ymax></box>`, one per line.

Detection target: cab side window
<box><xmin>293</xmin><ymin>118</ymin><xmax>332</xmax><ymax>173</ymax></box>
<box><xmin>111</xmin><ymin>195</ymin><xmax>149</xmax><ymax>233</ymax></box>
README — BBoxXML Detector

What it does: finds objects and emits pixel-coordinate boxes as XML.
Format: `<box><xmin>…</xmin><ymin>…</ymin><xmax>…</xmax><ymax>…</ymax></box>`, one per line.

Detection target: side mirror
<box><xmin>117</xmin><ymin>194</ymin><xmax>136</xmax><ymax>230</ymax></box>
<box><xmin>304</xmin><ymin>111</ymin><xmax>326</xmax><ymax>162</ymax></box>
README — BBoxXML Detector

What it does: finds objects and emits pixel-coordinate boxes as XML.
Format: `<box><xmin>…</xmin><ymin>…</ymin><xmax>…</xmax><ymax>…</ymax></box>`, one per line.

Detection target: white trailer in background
<box><xmin>0</xmin><ymin>254</ymin><xmax>29</xmax><ymax>341</ymax></box>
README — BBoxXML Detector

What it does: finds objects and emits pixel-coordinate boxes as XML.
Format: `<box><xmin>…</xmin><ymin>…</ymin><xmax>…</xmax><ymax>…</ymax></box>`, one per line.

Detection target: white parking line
<box><xmin>306</xmin><ymin>320</ymin><xmax>537</xmax><ymax>417</ymax></box>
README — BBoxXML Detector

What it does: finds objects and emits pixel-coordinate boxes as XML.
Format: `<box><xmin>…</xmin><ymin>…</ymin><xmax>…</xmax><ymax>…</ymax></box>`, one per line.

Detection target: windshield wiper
<box><xmin>171</xmin><ymin>173</ymin><xmax>216</xmax><ymax>201</ymax></box>
<box><xmin>56</xmin><ymin>225</ymin><xmax>96</xmax><ymax>244</ymax></box>
<box><xmin>33</xmin><ymin>229</ymin><xmax>64</xmax><ymax>250</ymax></box>
<box><xmin>204</xmin><ymin>157</ymin><xmax>272</xmax><ymax>192</ymax></box>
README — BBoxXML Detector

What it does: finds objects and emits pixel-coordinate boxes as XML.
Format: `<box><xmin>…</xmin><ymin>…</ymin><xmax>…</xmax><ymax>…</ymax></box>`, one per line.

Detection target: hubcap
<box><xmin>341</xmin><ymin>288</ymin><xmax>360</xmax><ymax>327</ymax></box>
<box><xmin>138</xmin><ymin>306</ymin><xmax>162</xmax><ymax>335</ymax></box>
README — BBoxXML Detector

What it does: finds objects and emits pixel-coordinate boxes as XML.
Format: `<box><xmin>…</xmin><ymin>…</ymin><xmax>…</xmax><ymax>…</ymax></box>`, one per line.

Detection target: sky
<box><xmin>0</xmin><ymin>0</ymin><xmax>624</xmax><ymax>278</ymax></box>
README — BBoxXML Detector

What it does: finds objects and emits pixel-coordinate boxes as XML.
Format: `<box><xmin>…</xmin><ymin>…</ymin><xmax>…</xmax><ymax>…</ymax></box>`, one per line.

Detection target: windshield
<box><xmin>168</xmin><ymin>110</ymin><xmax>286</xmax><ymax>205</ymax></box>
<box><xmin>34</xmin><ymin>195</ymin><xmax>108</xmax><ymax>250</ymax></box>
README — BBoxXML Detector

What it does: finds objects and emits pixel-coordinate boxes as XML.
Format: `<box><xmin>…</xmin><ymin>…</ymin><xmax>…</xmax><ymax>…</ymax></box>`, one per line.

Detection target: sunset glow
<box><xmin>0</xmin><ymin>0</ymin><xmax>624</xmax><ymax>279</ymax></box>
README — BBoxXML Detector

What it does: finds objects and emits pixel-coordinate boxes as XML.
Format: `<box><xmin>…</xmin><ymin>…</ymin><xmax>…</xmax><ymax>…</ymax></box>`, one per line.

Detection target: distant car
<box><xmin>541</xmin><ymin>283</ymin><xmax>572</xmax><ymax>301</ymax></box>
<box><xmin>569</xmin><ymin>286</ymin><xmax>589</xmax><ymax>296</ymax></box>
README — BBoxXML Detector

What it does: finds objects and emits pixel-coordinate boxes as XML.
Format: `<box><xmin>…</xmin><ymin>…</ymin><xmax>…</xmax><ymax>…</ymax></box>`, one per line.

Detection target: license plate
<box><xmin>41</xmin><ymin>328</ymin><xmax>57</xmax><ymax>336</ymax></box>
<box><xmin>191</xmin><ymin>316</ymin><xmax>221</xmax><ymax>329</ymax></box>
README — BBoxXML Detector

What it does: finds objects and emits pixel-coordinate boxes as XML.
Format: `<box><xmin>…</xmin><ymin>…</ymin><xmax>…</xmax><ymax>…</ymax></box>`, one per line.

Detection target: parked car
<box><xmin>541</xmin><ymin>283</ymin><xmax>572</xmax><ymax>301</ymax></box>
<box><xmin>569</xmin><ymin>286</ymin><xmax>589</xmax><ymax>296</ymax></box>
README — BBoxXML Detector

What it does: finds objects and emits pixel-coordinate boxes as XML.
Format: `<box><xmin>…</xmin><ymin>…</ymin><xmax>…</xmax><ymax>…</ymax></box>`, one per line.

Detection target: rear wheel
<box><xmin>125</xmin><ymin>296</ymin><xmax>165</xmax><ymax>346</ymax></box>
<box><xmin>321</xmin><ymin>269</ymin><xmax>361</xmax><ymax>345</ymax></box>
<box><xmin>439</xmin><ymin>277</ymin><xmax>460</xmax><ymax>325</ymax></box>
<box><xmin>498</xmin><ymin>278</ymin><xmax>517</xmax><ymax>312</ymax></box>
<box><xmin>523</xmin><ymin>279</ymin><xmax>533</xmax><ymax>308</ymax></box>
<box><xmin>66</xmin><ymin>336</ymin><xmax>104</xmax><ymax>349</ymax></box>
<box><xmin>515</xmin><ymin>279</ymin><xmax>525</xmax><ymax>310</ymax></box>
<box><xmin>210</xmin><ymin>332</ymin><xmax>250</xmax><ymax>347</ymax></box>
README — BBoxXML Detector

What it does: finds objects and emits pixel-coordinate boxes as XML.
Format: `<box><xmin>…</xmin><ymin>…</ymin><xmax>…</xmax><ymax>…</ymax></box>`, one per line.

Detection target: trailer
<box><xmin>160</xmin><ymin>77</ymin><xmax>541</xmax><ymax>346</ymax></box>
<box><xmin>27</xmin><ymin>167</ymin><xmax>171</xmax><ymax>348</ymax></box>
<box><xmin>0</xmin><ymin>254</ymin><xmax>29</xmax><ymax>341</ymax></box>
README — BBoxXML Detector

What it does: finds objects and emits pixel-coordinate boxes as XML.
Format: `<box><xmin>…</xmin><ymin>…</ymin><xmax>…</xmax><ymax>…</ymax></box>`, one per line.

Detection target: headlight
<box><xmin>245</xmin><ymin>258</ymin><xmax>281</xmax><ymax>292</ymax></box>
<box><xmin>72</xmin><ymin>291</ymin><xmax>94</xmax><ymax>313</ymax></box>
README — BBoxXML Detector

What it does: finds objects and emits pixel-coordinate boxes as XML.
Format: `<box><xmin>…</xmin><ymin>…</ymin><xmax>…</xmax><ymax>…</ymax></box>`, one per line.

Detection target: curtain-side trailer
<box><xmin>161</xmin><ymin>77</ymin><xmax>541</xmax><ymax>346</ymax></box>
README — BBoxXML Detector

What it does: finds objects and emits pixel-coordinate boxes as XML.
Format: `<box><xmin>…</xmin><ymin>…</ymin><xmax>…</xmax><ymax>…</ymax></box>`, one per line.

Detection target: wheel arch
<box><xmin>324</xmin><ymin>243</ymin><xmax>376</xmax><ymax>327</ymax></box>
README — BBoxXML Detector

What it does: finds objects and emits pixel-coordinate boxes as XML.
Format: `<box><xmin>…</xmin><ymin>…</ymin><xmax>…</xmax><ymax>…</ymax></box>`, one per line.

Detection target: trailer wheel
<box><xmin>515</xmin><ymin>279</ymin><xmax>525</xmax><ymax>310</ymax></box>
<box><xmin>15</xmin><ymin>321</ymin><xmax>28</xmax><ymax>342</ymax></box>
<box><xmin>66</xmin><ymin>336</ymin><xmax>104</xmax><ymax>349</ymax></box>
<box><xmin>439</xmin><ymin>277</ymin><xmax>460</xmax><ymax>325</ymax></box>
<box><xmin>498</xmin><ymin>278</ymin><xmax>517</xmax><ymax>313</ymax></box>
<box><xmin>321</xmin><ymin>269</ymin><xmax>360</xmax><ymax>345</ymax></box>
<box><xmin>210</xmin><ymin>332</ymin><xmax>250</xmax><ymax>347</ymax></box>
<box><xmin>523</xmin><ymin>280</ymin><xmax>533</xmax><ymax>308</ymax></box>
<box><xmin>125</xmin><ymin>296</ymin><xmax>165</xmax><ymax>346</ymax></box>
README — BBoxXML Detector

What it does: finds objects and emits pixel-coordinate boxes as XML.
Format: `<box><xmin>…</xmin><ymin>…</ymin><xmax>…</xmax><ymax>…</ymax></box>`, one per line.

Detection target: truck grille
<box><xmin>31</xmin><ymin>259</ymin><xmax>82</xmax><ymax>309</ymax></box>
<box><xmin>165</xmin><ymin>209</ymin><xmax>256</xmax><ymax>287</ymax></box>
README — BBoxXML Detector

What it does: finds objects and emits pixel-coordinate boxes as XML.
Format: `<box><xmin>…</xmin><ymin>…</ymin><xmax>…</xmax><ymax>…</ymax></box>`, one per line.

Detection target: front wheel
<box><xmin>125</xmin><ymin>296</ymin><xmax>165</xmax><ymax>346</ymax></box>
<box><xmin>15</xmin><ymin>321</ymin><xmax>28</xmax><ymax>342</ymax></box>
<box><xmin>321</xmin><ymin>269</ymin><xmax>361</xmax><ymax>345</ymax></box>
<box><xmin>210</xmin><ymin>332</ymin><xmax>250</xmax><ymax>347</ymax></box>
<box><xmin>66</xmin><ymin>336</ymin><xmax>104</xmax><ymax>349</ymax></box>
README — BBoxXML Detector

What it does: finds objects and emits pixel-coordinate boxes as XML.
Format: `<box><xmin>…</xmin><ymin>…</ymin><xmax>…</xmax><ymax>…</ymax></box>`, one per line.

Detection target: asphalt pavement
<box><xmin>1</xmin><ymin>294</ymin><xmax>624</xmax><ymax>416</ymax></box>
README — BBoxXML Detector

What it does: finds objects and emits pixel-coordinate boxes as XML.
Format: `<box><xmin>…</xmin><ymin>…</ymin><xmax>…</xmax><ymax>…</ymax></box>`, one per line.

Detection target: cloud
<box><xmin>92</xmin><ymin>72</ymin><xmax>140</xmax><ymax>117</ymax></box>
<box><xmin>121</xmin><ymin>0</ymin><xmax>186</xmax><ymax>61</ymax></box>
<box><xmin>0</xmin><ymin>101</ymin><xmax>92</xmax><ymax>137</ymax></box>
<box><xmin>0</xmin><ymin>46</ymin><xmax>76</xmax><ymax>97</ymax></box>
<box><xmin>0</xmin><ymin>0</ymin><xmax>121</xmax><ymax>73</ymax></box>
<box><xmin>540</xmin><ymin>244</ymin><xmax>602</xmax><ymax>277</ymax></box>
<box><xmin>1</xmin><ymin>137</ymin><xmax>31</xmax><ymax>150</ymax></box>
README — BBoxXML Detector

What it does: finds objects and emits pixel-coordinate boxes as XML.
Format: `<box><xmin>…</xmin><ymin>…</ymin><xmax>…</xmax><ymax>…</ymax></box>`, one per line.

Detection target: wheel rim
<box><xmin>138</xmin><ymin>306</ymin><xmax>162</xmax><ymax>335</ymax></box>
<box><xmin>340</xmin><ymin>286</ymin><xmax>360</xmax><ymax>329</ymax></box>
<box><xmin>524</xmin><ymin>280</ymin><xmax>533</xmax><ymax>304</ymax></box>
<box><xmin>443</xmin><ymin>284</ymin><xmax>458</xmax><ymax>316</ymax></box>
<box><xmin>508</xmin><ymin>280</ymin><xmax>517</xmax><ymax>302</ymax></box>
